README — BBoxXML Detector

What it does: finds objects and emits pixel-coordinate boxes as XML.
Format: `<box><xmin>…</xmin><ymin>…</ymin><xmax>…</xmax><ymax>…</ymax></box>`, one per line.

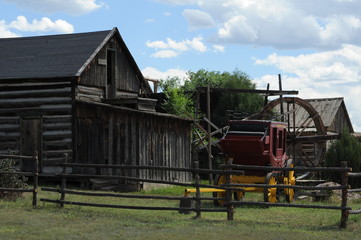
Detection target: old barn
<box><xmin>0</xmin><ymin>27</ymin><xmax>192</xmax><ymax>184</ymax></box>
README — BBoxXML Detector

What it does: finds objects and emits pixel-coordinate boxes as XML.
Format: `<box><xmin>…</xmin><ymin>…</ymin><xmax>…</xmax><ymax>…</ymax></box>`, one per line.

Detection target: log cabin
<box><xmin>0</xmin><ymin>27</ymin><xmax>193</xmax><ymax>186</ymax></box>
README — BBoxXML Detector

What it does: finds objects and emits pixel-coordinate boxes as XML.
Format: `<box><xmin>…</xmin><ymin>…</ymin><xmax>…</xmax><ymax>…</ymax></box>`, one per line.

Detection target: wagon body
<box><xmin>183</xmin><ymin>120</ymin><xmax>295</xmax><ymax>206</ymax></box>
<box><xmin>219</xmin><ymin>120</ymin><xmax>288</xmax><ymax>175</ymax></box>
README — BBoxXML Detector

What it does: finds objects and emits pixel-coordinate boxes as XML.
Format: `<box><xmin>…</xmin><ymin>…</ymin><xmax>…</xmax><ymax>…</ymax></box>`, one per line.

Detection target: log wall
<box><xmin>0</xmin><ymin>78</ymin><xmax>73</xmax><ymax>172</ymax></box>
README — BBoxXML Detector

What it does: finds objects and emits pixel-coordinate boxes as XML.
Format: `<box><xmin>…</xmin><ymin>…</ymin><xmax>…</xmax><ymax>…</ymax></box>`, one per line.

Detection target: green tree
<box><xmin>184</xmin><ymin>69</ymin><xmax>264</xmax><ymax>126</ymax></box>
<box><xmin>159</xmin><ymin>69</ymin><xmax>264</xmax><ymax>126</ymax></box>
<box><xmin>159</xmin><ymin>77</ymin><xmax>195</xmax><ymax>119</ymax></box>
<box><xmin>324</xmin><ymin>128</ymin><xmax>361</xmax><ymax>188</ymax></box>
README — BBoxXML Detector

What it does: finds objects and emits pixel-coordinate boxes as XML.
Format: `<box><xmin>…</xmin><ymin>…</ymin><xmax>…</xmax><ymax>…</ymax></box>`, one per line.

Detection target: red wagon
<box><xmin>214</xmin><ymin>120</ymin><xmax>295</xmax><ymax>205</ymax></box>
<box><xmin>184</xmin><ymin>120</ymin><xmax>296</xmax><ymax>206</ymax></box>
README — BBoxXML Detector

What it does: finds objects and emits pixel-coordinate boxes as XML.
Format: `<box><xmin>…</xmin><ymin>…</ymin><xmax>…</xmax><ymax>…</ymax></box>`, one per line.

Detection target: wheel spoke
<box><xmin>264</xmin><ymin>173</ymin><xmax>278</xmax><ymax>203</ymax></box>
<box><xmin>285</xmin><ymin>160</ymin><xmax>296</xmax><ymax>203</ymax></box>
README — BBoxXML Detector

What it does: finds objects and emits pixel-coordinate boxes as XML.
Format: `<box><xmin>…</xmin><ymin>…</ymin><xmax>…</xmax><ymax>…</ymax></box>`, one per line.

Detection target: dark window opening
<box><xmin>278</xmin><ymin>130</ymin><xmax>283</xmax><ymax>148</ymax></box>
<box><xmin>272</xmin><ymin>127</ymin><xmax>277</xmax><ymax>155</ymax></box>
<box><xmin>106</xmin><ymin>49</ymin><xmax>116</xmax><ymax>98</ymax></box>
<box><xmin>107</xmin><ymin>50</ymin><xmax>115</xmax><ymax>85</ymax></box>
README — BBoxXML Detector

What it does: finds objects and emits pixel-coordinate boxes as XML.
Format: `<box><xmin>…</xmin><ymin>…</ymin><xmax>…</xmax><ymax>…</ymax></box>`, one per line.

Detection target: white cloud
<box><xmin>4</xmin><ymin>0</ymin><xmax>104</xmax><ymax>15</ymax></box>
<box><xmin>218</xmin><ymin>15</ymin><xmax>258</xmax><ymax>42</ymax></box>
<box><xmin>213</xmin><ymin>44</ymin><xmax>225</xmax><ymax>53</ymax></box>
<box><xmin>146</xmin><ymin>36</ymin><xmax>207</xmax><ymax>58</ymax></box>
<box><xmin>0</xmin><ymin>16</ymin><xmax>74</xmax><ymax>37</ymax></box>
<box><xmin>147</xmin><ymin>37</ymin><xmax>189</xmax><ymax>51</ymax></box>
<box><xmin>183</xmin><ymin>9</ymin><xmax>215</xmax><ymax>30</ymax></box>
<box><xmin>9</xmin><ymin>16</ymin><xmax>74</xmax><ymax>33</ymax></box>
<box><xmin>255</xmin><ymin>45</ymin><xmax>361</xmax><ymax>87</ymax></box>
<box><xmin>0</xmin><ymin>20</ymin><xmax>20</xmax><ymax>38</ymax></box>
<box><xmin>156</xmin><ymin>0</ymin><xmax>361</xmax><ymax>50</ymax></box>
<box><xmin>186</xmin><ymin>37</ymin><xmax>207</xmax><ymax>52</ymax></box>
<box><xmin>142</xmin><ymin>67</ymin><xmax>188</xmax><ymax>84</ymax></box>
<box><xmin>254</xmin><ymin>45</ymin><xmax>361</xmax><ymax>131</ymax></box>
<box><xmin>151</xmin><ymin>50</ymin><xmax>179</xmax><ymax>58</ymax></box>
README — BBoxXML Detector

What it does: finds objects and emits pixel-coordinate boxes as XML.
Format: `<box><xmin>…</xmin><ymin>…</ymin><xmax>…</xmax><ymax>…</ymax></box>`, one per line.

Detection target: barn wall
<box><xmin>74</xmin><ymin>101</ymin><xmax>192</xmax><ymax>182</ymax></box>
<box><xmin>330</xmin><ymin>105</ymin><xmax>353</xmax><ymax>133</ymax></box>
<box><xmin>78</xmin><ymin>36</ymin><xmax>141</xmax><ymax>95</ymax></box>
<box><xmin>0</xmin><ymin>78</ymin><xmax>73</xmax><ymax>172</ymax></box>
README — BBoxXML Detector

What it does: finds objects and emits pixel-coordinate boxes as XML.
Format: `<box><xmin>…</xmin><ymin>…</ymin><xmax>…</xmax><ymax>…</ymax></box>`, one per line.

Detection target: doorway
<box><xmin>20</xmin><ymin>117</ymin><xmax>42</xmax><ymax>172</ymax></box>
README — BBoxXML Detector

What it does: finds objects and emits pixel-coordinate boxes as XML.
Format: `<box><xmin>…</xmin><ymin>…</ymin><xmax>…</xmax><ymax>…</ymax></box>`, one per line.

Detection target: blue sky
<box><xmin>1</xmin><ymin>0</ymin><xmax>361</xmax><ymax>131</ymax></box>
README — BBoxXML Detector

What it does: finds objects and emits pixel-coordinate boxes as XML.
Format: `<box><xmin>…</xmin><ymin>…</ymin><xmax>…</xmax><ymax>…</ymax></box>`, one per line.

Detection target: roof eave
<box><xmin>75</xmin><ymin>28</ymin><xmax>117</xmax><ymax>77</ymax></box>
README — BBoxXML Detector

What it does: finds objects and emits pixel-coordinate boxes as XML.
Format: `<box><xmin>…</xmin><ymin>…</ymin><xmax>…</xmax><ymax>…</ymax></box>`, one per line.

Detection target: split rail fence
<box><xmin>1</xmin><ymin>153</ymin><xmax>361</xmax><ymax>229</ymax></box>
<box><xmin>38</xmin><ymin>154</ymin><xmax>361</xmax><ymax>229</ymax></box>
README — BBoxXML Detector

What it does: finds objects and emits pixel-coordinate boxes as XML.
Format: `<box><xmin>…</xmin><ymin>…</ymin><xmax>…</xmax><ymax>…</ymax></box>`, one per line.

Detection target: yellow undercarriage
<box><xmin>184</xmin><ymin>175</ymin><xmax>266</xmax><ymax>197</ymax></box>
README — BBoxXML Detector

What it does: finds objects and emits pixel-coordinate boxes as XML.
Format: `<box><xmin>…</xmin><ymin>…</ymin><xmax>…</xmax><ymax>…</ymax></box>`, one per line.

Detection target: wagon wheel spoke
<box><xmin>295</xmin><ymin>117</ymin><xmax>313</xmax><ymax>137</ymax></box>
<box><xmin>295</xmin><ymin>143</ymin><xmax>316</xmax><ymax>167</ymax></box>
<box><xmin>284</xmin><ymin>160</ymin><xmax>296</xmax><ymax>202</ymax></box>
<box><xmin>264</xmin><ymin>172</ymin><xmax>278</xmax><ymax>203</ymax></box>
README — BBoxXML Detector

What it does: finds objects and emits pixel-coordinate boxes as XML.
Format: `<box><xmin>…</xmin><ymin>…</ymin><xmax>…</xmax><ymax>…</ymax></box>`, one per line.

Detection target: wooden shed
<box><xmin>305</xmin><ymin>97</ymin><xmax>353</xmax><ymax>134</ymax></box>
<box><xmin>0</xmin><ymin>27</ymin><xmax>193</xmax><ymax>184</ymax></box>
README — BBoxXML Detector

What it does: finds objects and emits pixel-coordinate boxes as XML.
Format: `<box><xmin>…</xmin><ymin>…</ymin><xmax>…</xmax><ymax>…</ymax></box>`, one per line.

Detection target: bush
<box><xmin>160</xmin><ymin>77</ymin><xmax>195</xmax><ymax>119</ymax></box>
<box><xmin>0</xmin><ymin>158</ymin><xmax>28</xmax><ymax>200</ymax></box>
<box><xmin>324</xmin><ymin>128</ymin><xmax>361</xmax><ymax>188</ymax></box>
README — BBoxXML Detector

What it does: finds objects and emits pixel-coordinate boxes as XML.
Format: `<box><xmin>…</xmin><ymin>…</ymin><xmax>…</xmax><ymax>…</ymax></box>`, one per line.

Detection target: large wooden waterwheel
<box><xmin>256</xmin><ymin>97</ymin><xmax>327</xmax><ymax>167</ymax></box>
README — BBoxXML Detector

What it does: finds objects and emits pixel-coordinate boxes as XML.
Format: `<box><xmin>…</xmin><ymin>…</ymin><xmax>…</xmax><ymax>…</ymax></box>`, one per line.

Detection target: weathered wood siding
<box><xmin>329</xmin><ymin>104</ymin><xmax>353</xmax><ymax>133</ymax></box>
<box><xmin>75</xmin><ymin>85</ymin><xmax>104</xmax><ymax>102</ymax></box>
<box><xmin>0</xmin><ymin>78</ymin><xmax>73</xmax><ymax>171</ymax></box>
<box><xmin>74</xmin><ymin>101</ymin><xmax>192</xmax><ymax>182</ymax></box>
<box><xmin>78</xmin><ymin>36</ymin><xmax>141</xmax><ymax>95</ymax></box>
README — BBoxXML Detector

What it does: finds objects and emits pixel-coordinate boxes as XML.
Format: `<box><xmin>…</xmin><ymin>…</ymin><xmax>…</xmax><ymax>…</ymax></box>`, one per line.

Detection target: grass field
<box><xmin>1</xmin><ymin>185</ymin><xmax>360</xmax><ymax>240</ymax></box>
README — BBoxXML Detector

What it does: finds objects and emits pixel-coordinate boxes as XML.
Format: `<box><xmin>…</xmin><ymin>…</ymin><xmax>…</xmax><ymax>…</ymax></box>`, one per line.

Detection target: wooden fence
<box><xmin>38</xmin><ymin>155</ymin><xmax>361</xmax><ymax>229</ymax></box>
<box><xmin>1</xmin><ymin>153</ymin><xmax>360</xmax><ymax>229</ymax></box>
<box><xmin>0</xmin><ymin>154</ymin><xmax>39</xmax><ymax>207</ymax></box>
<box><xmin>348</xmin><ymin>172</ymin><xmax>361</xmax><ymax>216</ymax></box>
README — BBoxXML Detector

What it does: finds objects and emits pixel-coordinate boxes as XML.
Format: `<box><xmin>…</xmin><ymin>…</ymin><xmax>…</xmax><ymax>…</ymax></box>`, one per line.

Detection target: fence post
<box><xmin>32</xmin><ymin>152</ymin><xmax>39</xmax><ymax>207</ymax></box>
<box><xmin>60</xmin><ymin>153</ymin><xmax>68</xmax><ymax>208</ymax></box>
<box><xmin>340</xmin><ymin>161</ymin><xmax>349</xmax><ymax>229</ymax></box>
<box><xmin>226</xmin><ymin>158</ymin><xmax>234</xmax><ymax>220</ymax></box>
<box><xmin>194</xmin><ymin>161</ymin><xmax>201</xmax><ymax>219</ymax></box>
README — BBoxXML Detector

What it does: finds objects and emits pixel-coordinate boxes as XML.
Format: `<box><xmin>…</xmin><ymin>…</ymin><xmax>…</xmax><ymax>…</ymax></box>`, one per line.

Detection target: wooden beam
<box><xmin>292</xmin><ymin>134</ymin><xmax>340</xmax><ymax>142</ymax></box>
<box><xmin>195</xmin><ymin>87</ymin><xmax>298</xmax><ymax>96</ymax></box>
<box><xmin>207</xmin><ymin>85</ymin><xmax>213</xmax><ymax>184</ymax></box>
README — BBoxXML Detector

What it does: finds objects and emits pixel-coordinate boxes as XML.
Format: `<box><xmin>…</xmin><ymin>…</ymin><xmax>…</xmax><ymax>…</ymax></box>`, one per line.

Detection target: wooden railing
<box><xmin>38</xmin><ymin>154</ymin><xmax>360</xmax><ymax>228</ymax></box>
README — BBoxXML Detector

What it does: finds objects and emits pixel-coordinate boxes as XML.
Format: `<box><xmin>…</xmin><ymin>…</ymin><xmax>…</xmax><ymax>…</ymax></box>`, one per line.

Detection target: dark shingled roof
<box><xmin>0</xmin><ymin>29</ymin><xmax>112</xmax><ymax>79</ymax></box>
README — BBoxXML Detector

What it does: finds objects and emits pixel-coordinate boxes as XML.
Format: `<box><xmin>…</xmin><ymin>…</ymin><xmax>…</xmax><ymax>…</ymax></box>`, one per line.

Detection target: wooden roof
<box><xmin>293</xmin><ymin>97</ymin><xmax>353</xmax><ymax>133</ymax></box>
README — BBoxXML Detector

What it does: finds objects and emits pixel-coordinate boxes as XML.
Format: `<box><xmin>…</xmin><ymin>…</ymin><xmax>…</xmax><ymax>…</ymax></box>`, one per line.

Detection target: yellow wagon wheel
<box><xmin>264</xmin><ymin>172</ymin><xmax>279</xmax><ymax>203</ymax></box>
<box><xmin>284</xmin><ymin>160</ymin><xmax>296</xmax><ymax>202</ymax></box>
<box><xmin>213</xmin><ymin>175</ymin><xmax>244</xmax><ymax>207</ymax></box>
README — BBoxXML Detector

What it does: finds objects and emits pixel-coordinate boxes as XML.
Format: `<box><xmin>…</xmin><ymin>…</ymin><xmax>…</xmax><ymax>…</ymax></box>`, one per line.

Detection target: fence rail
<box><xmin>37</xmin><ymin>154</ymin><xmax>361</xmax><ymax>228</ymax></box>
<box><xmin>347</xmin><ymin>171</ymin><xmax>361</xmax><ymax>215</ymax></box>
<box><xmin>0</xmin><ymin>154</ymin><xmax>39</xmax><ymax>207</ymax></box>
<box><xmin>2</xmin><ymin>152</ymin><xmax>361</xmax><ymax>229</ymax></box>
